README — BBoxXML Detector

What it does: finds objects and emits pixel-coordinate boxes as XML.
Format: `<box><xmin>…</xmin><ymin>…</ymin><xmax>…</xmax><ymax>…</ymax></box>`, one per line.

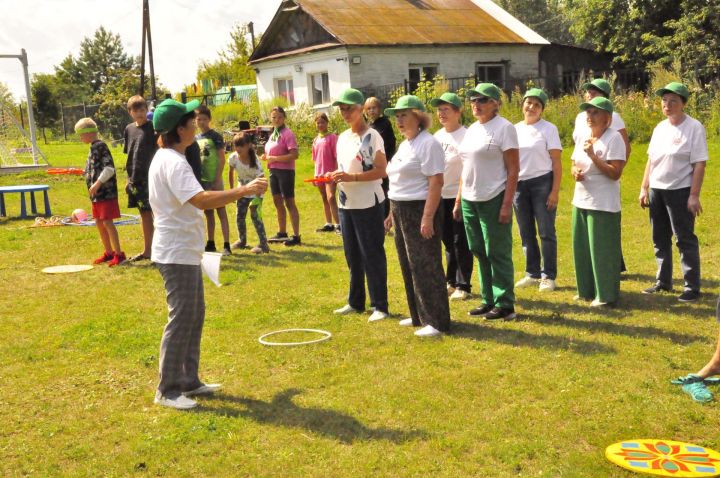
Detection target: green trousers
<box><xmin>572</xmin><ymin>207</ymin><xmax>621</xmax><ymax>303</ymax></box>
<box><xmin>462</xmin><ymin>193</ymin><xmax>515</xmax><ymax>309</ymax></box>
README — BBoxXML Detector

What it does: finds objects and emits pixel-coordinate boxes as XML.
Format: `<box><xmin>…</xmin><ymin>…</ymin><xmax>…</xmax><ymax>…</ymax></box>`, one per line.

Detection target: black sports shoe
<box><xmin>468</xmin><ymin>304</ymin><xmax>493</xmax><ymax>316</ymax></box>
<box><xmin>268</xmin><ymin>232</ymin><xmax>289</xmax><ymax>243</ymax></box>
<box><xmin>284</xmin><ymin>235</ymin><xmax>302</xmax><ymax>246</ymax></box>
<box><xmin>484</xmin><ymin>307</ymin><xmax>517</xmax><ymax>321</ymax></box>
<box><xmin>642</xmin><ymin>283</ymin><xmax>673</xmax><ymax>294</ymax></box>
<box><xmin>316</xmin><ymin>224</ymin><xmax>335</xmax><ymax>232</ymax></box>
<box><xmin>678</xmin><ymin>290</ymin><xmax>700</xmax><ymax>302</ymax></box>
<box><xmin>205</xmin><ymin>241</ymin><xmax>216</xmax><ymax>252</ymax></box>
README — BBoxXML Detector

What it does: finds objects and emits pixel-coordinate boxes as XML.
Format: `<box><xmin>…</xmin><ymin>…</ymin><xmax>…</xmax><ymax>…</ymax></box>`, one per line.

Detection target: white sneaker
<box><xmin>539</xmin><ymin>278</ymin><xmax>556</xmax><ymax>292</ymax></box>
<box><xmin>515</xmin><ymin>276</ymin><xmax>540</xmax><ymax>288</ymax></box>
<box><xmin>450</xmin><ymin>289</ymin><xmax>470</xmax><ymax>301</ymax></box>
<box><xmin>183</xmin><ymin>383</ymin><xmax>222</xmax><ymax>397</ymax></box>
<box><xmin>334</xmin><ymin>304</ymin><xmax>361</xmax><ymax>315</ymax></box>
<box><xmin>590</xmin><ymin>299</ymin><xmax>608</xmax><ymax>307</ymax></box>
<box><xmin>399</xmin><ymin>318</ymin><xmax>414</xmax><ymax>327</ymax></box>
<box><xmin>368</xmin><ymin>310</ymin><xmax>389</xmax><ymax>322</ymax></box>
<box><xmin>447</xmin><ymin>284</ymin><xmax>455</xmax><ymax>296</ymax></box>
<box><xmin>154</xmin><ymin>395</ymin><xmax>197</xmax><ymax>410</ymax></box>
<box><xmin>414</xmin><ymin>325</ymin><xmax>442</xmax><ymax>337</ymax></box>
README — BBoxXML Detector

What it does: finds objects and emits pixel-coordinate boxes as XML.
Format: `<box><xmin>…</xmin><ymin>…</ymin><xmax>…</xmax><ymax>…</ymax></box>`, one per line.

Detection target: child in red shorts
<box><xmin>75</xmin><ymin>118</ymin><xmax>126</xmax><ymax>266</ymax></box>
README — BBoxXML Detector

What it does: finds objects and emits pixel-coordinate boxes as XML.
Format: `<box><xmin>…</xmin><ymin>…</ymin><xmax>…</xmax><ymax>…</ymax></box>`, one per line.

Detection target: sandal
<box><xmin>682</xmin><ymin>381</ymin><xmax>713</xmax><ymax>403</ymax></box>
<box><xmin>671</xmin><ymin>374</ymin><xmax>705</xmax><ymax>385</ymax></box>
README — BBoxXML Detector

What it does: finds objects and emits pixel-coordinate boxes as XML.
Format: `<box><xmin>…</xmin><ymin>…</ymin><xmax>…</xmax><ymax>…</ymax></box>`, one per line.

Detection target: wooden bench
<box><xmin>0</xmin><ymin>184</ymin><xmax>52</xmax><ymax>218</ymax></box>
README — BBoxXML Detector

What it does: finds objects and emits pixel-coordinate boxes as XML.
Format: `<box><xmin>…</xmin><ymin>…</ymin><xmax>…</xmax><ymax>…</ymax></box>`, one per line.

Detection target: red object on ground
<box><xmin>47</xmin><ymin>168</ymin><xmax>84</xmax><ymax>175</ymax></box>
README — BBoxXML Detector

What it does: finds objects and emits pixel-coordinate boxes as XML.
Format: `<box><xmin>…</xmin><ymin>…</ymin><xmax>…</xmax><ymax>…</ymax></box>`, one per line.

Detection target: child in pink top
<box><xmin>312</xmin><ymin>112</ymin><xmax>340</xmax><ymax>232</ymax></box>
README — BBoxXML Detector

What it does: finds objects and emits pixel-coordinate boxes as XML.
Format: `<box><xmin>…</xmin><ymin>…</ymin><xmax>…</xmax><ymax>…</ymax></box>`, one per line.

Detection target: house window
<box><xmin>408</xmin><ymin>64</ymin><xmax>438</xmax><ymax>92</ymax></box>
<box><xmin>309</xmin><ymin>72</ymin><xmax>330</xmax><ymax>106</ymax></box>
<box><xmin>275</xmin><ymin>78</ymin><xmax>295</xmax><ymax>105</ymax></box>
<box><xmin>476</xmin><ymin>63</ymin><xmax>506</xmax><ymax>88</ymax></box>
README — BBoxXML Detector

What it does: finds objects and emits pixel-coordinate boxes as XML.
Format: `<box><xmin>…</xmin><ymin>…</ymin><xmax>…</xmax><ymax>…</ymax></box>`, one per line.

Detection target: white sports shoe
<box><xmin>154</xmin><ymin>395</ymin><xmax>198</xmax><ymax>410</ymax></box>
<box><xmin>414</xmin><ymin>325</ymin><xmax>442</xmax><ymax>337</ymax></box>
<box><xmin>334</xmin><ymin>304</ymin><xmax>361</xmax><ymax>315</ymax></box>
<box><xmin>590</xmin><ymin>299</ymin><xmax>608</xmax><ymax>307</ymax></box>
<box><xmin>539</xmin><ymin>278</ymin><xmax>556</xmax><ymax>292</ymax></box>
<box><xmin>399</xmin><ymin>318</ymin><xmax>414</xmax><ymax>327</ymax></box>
<box><xmin>368</xmin><ymin>310</ymin><xmax>389</xmax><ymax>322</ymax></box>
<box><xmin>450</xmin><ymin>289</ymin><xmax>470</xmax><ymax>301</ymax></box>
<box><xmin>515</xmin><ymin>276</ymin><xmax>540</xmax><ymax>288</ymax></box>
<box><xmin>183</xmin><ymin>383</ymin><xmax>222</xmax><ymax>397</ymax></box>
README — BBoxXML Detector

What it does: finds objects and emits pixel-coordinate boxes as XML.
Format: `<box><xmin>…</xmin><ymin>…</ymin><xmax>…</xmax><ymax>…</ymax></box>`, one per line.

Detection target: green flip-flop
<box><xmin>682</xmin><ymin>381</ymin><xmax>713</xmax><ymax>403</ymax></box>
<box><xmin>671</xmin><ymin>374</ymin><xmax>720</xmax><ymax>385</ymax></box>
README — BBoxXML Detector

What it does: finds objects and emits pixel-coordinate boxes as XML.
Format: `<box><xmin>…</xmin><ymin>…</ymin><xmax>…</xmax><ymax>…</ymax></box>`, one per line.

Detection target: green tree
<box><xmin>30</xmin><ymin>74</ymin><xmax>61</xmax><ymax>143</ymax></box>
<box><xmin>496</xmin><ymin>0</ymin><xmax>575</xmax><ymax>44</ymax></box>
<box><xmin>195</xmin><ymin>24</ymin><xmax>257</xmax><ymax>92</ymax></box>
<box><xmin>0</xmin><ymin>82</ymin><xmax>14</xmax><ymax>105</ymax></box>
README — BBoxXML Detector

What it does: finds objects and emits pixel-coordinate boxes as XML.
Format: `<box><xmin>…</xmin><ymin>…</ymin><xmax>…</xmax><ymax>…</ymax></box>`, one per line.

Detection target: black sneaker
<box><xmin>268</xmin><ymin>232</ymin><xmax>289</xmax><ymax>243</ymax></box>
<box><xmin>316</xmin><ymin>224</ymin><xmax>334</xmax><ymax>232</ymax></box>
<box><xmin>468</xmin><ymin>304</ymin><xmax>493</xmax><ymax>316</ymax></box>
<box><xmin>678</xmin><ymin>290</ymin><xmax>700</xmax><ymax>302</ymax></box>
<box><xmin>284</xmin><ymin>235</ymin><xmax>301</xmax><ymax>246</ymax></box>
<box><xmin>205</xmin><ymin>241</ymin><xmax>217</xmax><ymax>252</ymax></box>
<box><xmin>484</xmin><ymin>307</ymin><xmax>516</xmax><ymax>321</ymax></box>
<box><xmin>643</xmin><ymin>283</ymin><xmax>673</xmax><ymax>294</ymax></box>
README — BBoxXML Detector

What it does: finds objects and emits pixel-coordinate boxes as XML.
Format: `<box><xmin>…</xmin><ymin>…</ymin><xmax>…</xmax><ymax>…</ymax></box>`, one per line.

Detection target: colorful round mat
<box><xmin>606</xmin><ymin>439</ymin><xmax>720</xmax><ymax>477</ymax></box>
<box><xmin>42</xmin><ymin>265</ymin><xmax>94</xmax><ymax>274</ymax></box>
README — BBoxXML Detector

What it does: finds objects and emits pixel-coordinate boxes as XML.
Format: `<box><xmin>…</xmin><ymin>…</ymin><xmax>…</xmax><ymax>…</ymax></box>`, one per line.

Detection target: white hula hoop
<box><xmin>258</xmin><ymin>328</ymin><xmax>332</xmax><ymax>347</ymax></box>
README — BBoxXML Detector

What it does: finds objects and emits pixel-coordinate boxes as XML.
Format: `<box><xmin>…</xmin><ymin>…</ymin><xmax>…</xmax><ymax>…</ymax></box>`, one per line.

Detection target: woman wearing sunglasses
<box><xmin>456</xmin><ymin>83</ymin><xmax>519</xmax><ymax>321</ymax></box>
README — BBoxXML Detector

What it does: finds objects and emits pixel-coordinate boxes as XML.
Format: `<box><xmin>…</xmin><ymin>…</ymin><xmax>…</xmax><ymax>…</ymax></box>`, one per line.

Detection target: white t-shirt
<box><xmin>571</xmin><ymin>128</ymin><xmax>627</xmax><ymax>212</ymax></box>
<box><xmin>149</xmin><ymin>148</ymin><xmax>205</xmax><ymax>265</ymax></box>
<box><xmin>459</xmin><ymin>115</ymin><xmax>519</xmax><ymax>202</ymax></box>
<box><xmin>573</xmin><ymin>111</ymin><xmax>626</xmax><ymax>145</ymax></box>
<box><xmin>434</xmin><ymin>126</ymin><xmax>467</xmax><ymax>199</ymax></box>
<box><xmin>228</xmin><ymin>152</ymin><xmax>264</xmax><ymax>198</ymax></box>
<box><xmin>647</xmin><ymin>115</ymin><xmax>708</xmax><ymax>190</ymax></box>
<box><xmin>336</xmin><ymin>127</ymin><xmax>386</xmax><ymax>210</ymax></box>
<box><xmin>387</xmin><ymin>129</ymin><xmax>445</xmax><ymax>201</ymax></box>
<box><xmin>515</xmin><ymin>119</ymin><xmax>562</xmax><ymax>181</ymax></box>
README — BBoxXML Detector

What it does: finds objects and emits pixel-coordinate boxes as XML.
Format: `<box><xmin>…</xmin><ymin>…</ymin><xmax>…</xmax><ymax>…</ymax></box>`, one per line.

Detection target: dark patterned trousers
<box><xmin>391</xmin><ymin>200</ymin><xmax>450</xmax><ymax>332</ymax></box>
<box><xmin>236</xmin><ymin>197</ymin><xmax>268</xmax><ymax>247</ymax></box>
<box><xmin>156</xmin><ymin>263</ymin><xmax>205</xmax><ymax>399</ymax></box>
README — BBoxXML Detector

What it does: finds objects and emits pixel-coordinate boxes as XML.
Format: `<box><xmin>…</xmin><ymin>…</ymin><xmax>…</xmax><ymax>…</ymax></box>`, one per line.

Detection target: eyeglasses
<box><xmin>469</xmin><ymin>97</ymin><xmax>491</xmax><ymax>104</ymax></box>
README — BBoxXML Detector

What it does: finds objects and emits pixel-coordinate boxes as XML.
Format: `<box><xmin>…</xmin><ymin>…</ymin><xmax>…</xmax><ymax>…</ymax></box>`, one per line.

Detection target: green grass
<box><xmin>1</xmin><ymin>142</ymin><xmax>720</xmax><ymax>477</ymax></box>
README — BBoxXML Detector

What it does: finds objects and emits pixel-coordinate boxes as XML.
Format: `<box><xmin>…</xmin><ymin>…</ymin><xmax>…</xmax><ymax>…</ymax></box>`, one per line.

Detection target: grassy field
<box><xmin>1</xmin><ymin>141</ymin><xmax>720</xmax><ymax>477</ymax></box>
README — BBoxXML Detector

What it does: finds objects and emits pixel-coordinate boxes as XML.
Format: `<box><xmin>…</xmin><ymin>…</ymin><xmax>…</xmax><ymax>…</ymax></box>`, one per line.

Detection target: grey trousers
<box><xmin>649</xmin><ymin>187</ymin><xmax>701</xmax><ymax>292</ymax></box>
<box><xmin>391</xmin><ymin>200</ymin><xmax>450</xmax><ymax>332</ymax></box>
<box><xmin>156</xmin><ymin>263</ymin><xmax>205</xmax><ymax>399</ymax></box>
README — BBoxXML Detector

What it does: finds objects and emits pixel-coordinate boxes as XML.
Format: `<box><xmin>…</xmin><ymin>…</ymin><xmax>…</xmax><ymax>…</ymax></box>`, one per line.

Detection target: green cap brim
<box><xmin>185</xmin><ymin>99</ymin><xmax>201</xmax><ymax>113</ymax></box>
<box><xmin>655</xmin><ymin>88</ymin><xmax>689</xmax><ymax>100</ymax></box>
<box><xmin>384</xmin><ymin>108</ymin><xmax>400</xmax><ymax>117</ymax></box>
<box><xmin>579</xmin><ymin>102</ymin><xmax>613</xmax><ymax>114</ymax></box>
<box><xmin>429</xmin><ymin>98</ymin><xmax>460</xmax><ymax>108</ymax></box>
<box><xmin>332</xmin><ymin>99</ymin><xmax>359</xmax><ymax>106</ymax></box>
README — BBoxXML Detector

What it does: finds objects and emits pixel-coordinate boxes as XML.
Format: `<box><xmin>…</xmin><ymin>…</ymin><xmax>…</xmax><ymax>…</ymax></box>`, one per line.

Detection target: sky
<box><xmin>0</xmin><ymin>0</ymin><xmax>282</xmax><ymax>102</ymax></box>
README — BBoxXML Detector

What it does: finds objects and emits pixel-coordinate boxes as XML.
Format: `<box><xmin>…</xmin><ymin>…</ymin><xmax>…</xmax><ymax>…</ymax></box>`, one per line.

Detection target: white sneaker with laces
<box><xmin>183</xmin><ymin>383</ymin><xmax>222</xmax><ymax>397</ymax></box>
<box><xmin>399</xmin><ymin>318</ymin><xmax>414</xmax><ymax>327</ymax></box>
<box><xmin>154</xmin><ymin>395</ymin><xmax>198</xmax><ymax>410</ymax></box>
<box><xmin>539</xmin><ymin>278</ymin><xmax>556</xmax><ymax>292</ymax></box>
<box><xmin>414</xmin><ymin>325</ymin><xmax>442</xmax><ymax>337</ymax></box>
<box><xmin>450</xmin><ymin>289</ymin><xmax>469</xmax><ymax>301</ymax></box>
<box><xmin>368</xmin><ymin>310</ymin><xmax>389</xmax><ymax>322</ymax></box>
<box><xmin>334</xmin><ymin>304</ymin><xmax>361</xmax><ymax>315</ymax></box>
<box><xmin>515</xmin><ymin>276</ymin><xmax>540</xmax><ymax>288</ymax></box>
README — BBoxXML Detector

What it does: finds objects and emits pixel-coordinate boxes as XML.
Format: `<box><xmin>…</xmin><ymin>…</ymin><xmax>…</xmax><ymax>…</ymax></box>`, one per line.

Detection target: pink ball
<box><xmin>71</xmin><ymin>208</ymin><xmax>88</xmax><ymax>223</ymax></box>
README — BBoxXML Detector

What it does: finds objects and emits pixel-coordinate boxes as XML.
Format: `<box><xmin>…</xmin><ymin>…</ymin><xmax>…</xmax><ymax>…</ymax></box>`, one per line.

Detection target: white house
<box><xmin>249</xmin><ymin>0</ymin><xmax>610</xmax><ymax>107</ymax></box>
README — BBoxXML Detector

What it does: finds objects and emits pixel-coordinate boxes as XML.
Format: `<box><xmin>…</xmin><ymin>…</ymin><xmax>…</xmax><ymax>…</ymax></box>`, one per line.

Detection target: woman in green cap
<box><xmin>329</xmin><ymin>88</ymin><xmax>390</xmax><ymax>322</ymax></box>
<box><xmin>430</xmin><ymin>92</ymin><xmax>473</xmax><ymax>301</ymax></box>
<box><xmin>149</xmin><ymin>99</ymin><xmax>267</xmax><ymax>410</ymax></box>
<box><xmin>384</xmin><ymin>95</ymin><xmax>450</xmax><ymax>337</ymax></box>
<box><xmin>570</xmin><ymin>96</ymin><xmax>626</xmax><ymax>306</ymax></box>
<box><xmin>639</xmin><ymin>82</ymin><xmax>707</xmax><ymax>302</ymax></box>
<box><xmin>513</xmin><ymin>88</ymin><xmax>562</xmax><ymax>292</ymax></box>
<box><xmin>456</xmin><ymin>82</ymin><xmax>519</xmax><ymax>321</ymax></box>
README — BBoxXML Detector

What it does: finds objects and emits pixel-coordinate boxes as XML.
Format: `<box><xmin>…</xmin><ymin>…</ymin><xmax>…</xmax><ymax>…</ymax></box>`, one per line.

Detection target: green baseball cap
<box><xmin>384</xmin><ymin>95</ymin><xmax>426</xmax><ymax>117</ymax></box>
<box><xmin>579</xmin><ymin>96</ymin><xmax>614</xmax><ymax>114</ymax></box>
<box><xmin>429</xmin><ymin>92</ymin><xmax>462</xmax><ymax>109</ymax></box>
<box><xmin>523</xmin><ymin>88</ymin><xmax>548</xmax><ymax>107</ymax></box>
<box><xmin>467</xmin><ymin>83</ymin><xmax>501</xmax><ymax>101</ymax></box>
<box><xmin>332</xmin><ymin>88</ymin><xmax>365</xmax><ymax>106</ymax></box>
<box><xmin>582</xmin><ymin>78</ymin><xmax>612</xmax><ymax>97</ymax></box>
<box><xmin>153</xmin><ymin>99</ymin><xmax>201</xmax><ymax>134</ymax></box>
<box><xmin>655</xmin><ymin>82</ymin><xmax>690</xmax><ymax>101</ymax></box>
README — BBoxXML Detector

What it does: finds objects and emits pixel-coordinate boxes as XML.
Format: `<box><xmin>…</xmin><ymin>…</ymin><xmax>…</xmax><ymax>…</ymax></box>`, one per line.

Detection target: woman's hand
<box><xmin>546</xmin><ymin>190</ymin><xmax>559</xmax><ymax>210</ymax></box>
<box><xmin>89</xmin><ymin>181</ymin><xmax>101</xmax><ymax>197</ymax></box>
<box><xmin>639</xmin><ymin>188</ymin><xmax>650</xmax><ymax>209</ymax></box>
<box><xmin>384</xmin><ymin>214</ymin><xmax>393</xmax><ymax>233</ymax></box>
<box><xmin>260</xmin><ymin>153</ymin><xmax>268</xmax><ymax>162</ymax></box>
<box><xmin>572</xmin><ymin>166</ymin><xmax>586</xmax><ymax>182</ymax></box>
<box><xmin>688</xmin><ymin>194</ymin><xmax>703</xmax><ymax>217</ymax></box>
<box><xmin>420</xmin><ymin>215</ymin><xmax>434</xmax><ymax>239</ymax></box>
<box><xmin>243</xmin><ymin>178</ymin><xmax>268</xmax><ymax>197</ymax></box>
<box><xmin>583</xmin><ymin>138</ymin><xmax>597</xmax><ymax>160</ymax></box>
<box><xmin>453</xmin><ymin>201</ymin><xmax>462</xmax><ymax>221</ymax></box>
<box><xmin>498</xmin><ymin>203</ymin><xmax>512</xmax><ymax>224</ymax></box>
<box><xmin>330</xmin><ymin>171</ymin><xmax>354</xmax><ymax>183</ymax></box>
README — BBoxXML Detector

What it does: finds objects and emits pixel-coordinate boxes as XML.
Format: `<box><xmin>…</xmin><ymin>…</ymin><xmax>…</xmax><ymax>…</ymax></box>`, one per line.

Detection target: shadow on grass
<box><xmin>199</xmin><ymin>388</ymin><xmax>426</xmax><ymax>444</ymax></box>
<box><xmin>220</xmin><ymin>248</ymin><xmax>334</xmax><ymax>271</ymax></box>
<box><xmin>622</xmin><ymin>272</ymin><xmax>720</xmax><ymax>289</ymax></box>
<box><xmin>450</xmin><ymin>320</ymin><xmax>616</xmax><ymax>355</ymax></box>
<box><xmin>518</xmin><ymin>313</ymin><xmax>706</xmax><ymax>345</ymax></box>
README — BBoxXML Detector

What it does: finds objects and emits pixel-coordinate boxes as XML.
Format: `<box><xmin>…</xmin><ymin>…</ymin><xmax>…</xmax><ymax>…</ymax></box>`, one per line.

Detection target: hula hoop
<box><xmin>47</xmin><ymin>168</ymin><xmax>84</xmax><ymax>175</ymax></box>
<box><xmin>61</xmin><ymin>214</ymin><xmax>140</xmax><ymax>226</ymax></box>
<box><xmin>258</xmin><ymin>328</ymin><xmax>332</xmax><ymax>347</ymax></box>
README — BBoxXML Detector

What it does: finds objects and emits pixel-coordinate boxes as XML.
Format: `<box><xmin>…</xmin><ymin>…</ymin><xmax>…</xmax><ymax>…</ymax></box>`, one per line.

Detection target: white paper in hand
<box><xmin>201</xmin><ymin>252</ymin><xmax>223</xmax><ymax>287</ymax></box>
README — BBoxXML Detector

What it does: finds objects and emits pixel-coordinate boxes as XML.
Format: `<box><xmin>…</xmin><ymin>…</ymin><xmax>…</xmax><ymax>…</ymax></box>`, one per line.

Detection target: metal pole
<box><xmin>139</xmin><ymin>0</ymin><xmax>147</xmax><ymax>97</ymax></box>
<box><xmin>19</xmin><ymin>49</ymin><xmax>39</xmax><ymax>165</ymax></box>
<box><xmin>145</xmin><ymin>0</ymin><xmax>157</xmax><ymax>101</ymax></box>
<box><xmin>60</xmin><ymin>103</ymin><xmax>67</xmax><ymax>141</ymax></box>
<box><xmin>19</xmin><ymin>104</ymin><xmax>25</xmax><ymax>129</ymax></box>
